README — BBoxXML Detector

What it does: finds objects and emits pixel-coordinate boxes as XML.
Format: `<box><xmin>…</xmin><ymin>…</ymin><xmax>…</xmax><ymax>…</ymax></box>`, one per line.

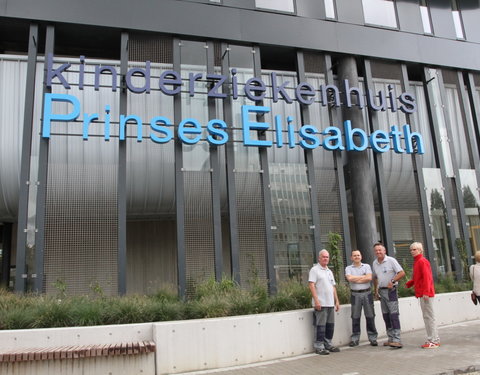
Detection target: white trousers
<box><xmin>419</xmin><ymin>297</ymin><xmax>439</xmax><ymax>343</ymax></box>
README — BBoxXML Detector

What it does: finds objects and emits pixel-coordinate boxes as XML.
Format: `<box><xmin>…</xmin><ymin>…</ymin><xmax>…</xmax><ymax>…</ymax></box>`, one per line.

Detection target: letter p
<box><xmin>42</xmin><ymin>93</ymin><xmax>80</xmax><ymax>138</ymax></box>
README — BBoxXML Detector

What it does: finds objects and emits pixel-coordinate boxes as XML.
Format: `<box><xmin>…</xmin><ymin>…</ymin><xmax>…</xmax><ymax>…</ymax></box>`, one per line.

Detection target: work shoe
<box><xmin>370</xmin><ymin>340</ymin><xmax>378</xmax><ymax>346</ymax></box>
<box><xmin>383</xmin><ymin>342</ymin><xmax>392</xmax><ymax>346</ymax></box>
<box><xmin>421</xmin><ymin>341</ymin><xmax>439</xmax><ymax>349</ymax></box>
<box><xmin>389</xmin><ymin>342</ymin><xmax>403</xmax><ymax>349</ymax></box>
<box><xmin>315</xmin><ymin>349</ymin><xmax>330</xmax><ymax>355</ymax></box>
<box><xmin>349</xmin><ymin>341</ymin><xmax>359</xmax><ymax>347</ymax></box>
<box><xmin>327</xmin><ymin>346</ymin><xmax>340</xmax><ymax>352</ymax></box>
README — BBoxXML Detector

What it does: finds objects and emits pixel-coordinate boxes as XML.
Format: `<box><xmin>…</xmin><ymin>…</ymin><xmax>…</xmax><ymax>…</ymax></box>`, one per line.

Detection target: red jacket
<box><xmin>405</xmin><ymin>253</ymin><xmax>435</xmax><ymax>298</ymax></box>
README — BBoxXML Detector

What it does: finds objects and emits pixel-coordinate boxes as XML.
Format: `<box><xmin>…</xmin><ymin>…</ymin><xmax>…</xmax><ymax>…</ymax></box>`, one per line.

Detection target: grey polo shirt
<box><xmin>372</xmin><ymin>255</ymin><xmax>403</xmax><ymax>288</ymax></box>
<box><xmin>345</xmin><ymin>263</ymin><xmax>372</xmax><ymax>290</ymax></box>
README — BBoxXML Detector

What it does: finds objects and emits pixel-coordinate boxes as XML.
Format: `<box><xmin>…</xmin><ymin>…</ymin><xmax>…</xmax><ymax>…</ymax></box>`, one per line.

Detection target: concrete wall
<box><xmin>0</xmin><ymin>292</ymin><xmax>479</xmax><ymax>375</ymax></box>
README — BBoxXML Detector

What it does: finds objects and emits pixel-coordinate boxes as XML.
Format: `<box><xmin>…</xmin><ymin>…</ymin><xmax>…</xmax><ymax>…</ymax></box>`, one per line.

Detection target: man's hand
<box><xmin>335</xmin><ymin>301</ymin><xmax>340</xmax><ymax>312</ymax></box>
<box><xmin>314</xmin><ymin>301</ymin><xmax>322</xmax><ymax>311</ymax></box>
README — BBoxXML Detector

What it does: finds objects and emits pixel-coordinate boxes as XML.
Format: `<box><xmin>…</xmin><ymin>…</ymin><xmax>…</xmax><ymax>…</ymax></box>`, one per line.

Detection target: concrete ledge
<box><xmin>0</xmin><ymin>291</ymin><xmax>478</xmax><ymax>374</ymax></box>
<box><xmin>154</xmin><ymin>291</ymin><xmax>480</xmax><ymax>374</ymax></box>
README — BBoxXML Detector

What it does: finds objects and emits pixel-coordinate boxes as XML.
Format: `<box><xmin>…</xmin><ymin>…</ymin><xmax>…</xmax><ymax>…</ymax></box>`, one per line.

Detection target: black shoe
<box><xmin>327</xmin><ymin>346</ymin><xmax>340</xmax><ymax>353</ymax></box>
<box><xmin>315</xmin><ymin>349</ymin><xmax>330</xmax><ymax>355</ymax></box>
<box><xmin>349</xmin><ymin>341</ymin><xmax>359</xmax><ymax>347</ymax></box>
<box><xmin>370</xmin><ymin>340</ymin><xmax>378</xmax><ymax>346</ymax></box>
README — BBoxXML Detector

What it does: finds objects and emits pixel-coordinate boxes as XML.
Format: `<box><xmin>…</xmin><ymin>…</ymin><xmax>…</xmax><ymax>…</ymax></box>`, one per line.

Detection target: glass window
<box><xmin>362</xmin><ymin>0</ymin><xmax>397</xmax><ymax>28</ymax></box>
<box><xmin>255</xmin><ymin>0</ymin><xmax>295</xmax><ymax>13</ymax></box>
<box><xmin>325</xmin><ymin>0</ymin><xmax>336</xmax><ymax>19</ymax></box>
<box><xmin>451</xmin><ymin>0</ymin><xmax>465</xmax><ymax>39</ymax></box>
<box><xmin>419</xmin><ymin>0</ymin><xmax>433</xmax><ymax>34</ymax></box>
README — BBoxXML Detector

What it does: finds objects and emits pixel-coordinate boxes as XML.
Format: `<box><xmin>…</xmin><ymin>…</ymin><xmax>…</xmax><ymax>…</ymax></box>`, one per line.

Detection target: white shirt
<box><xmin>308</xmin><ymin>263</ymin><xmax>336</xmax><ymax>307</ymax></box>
<box><xmin>470</xmin><ymin>264</ymin><xmax>480</xmax><ymax>295</ymax></box>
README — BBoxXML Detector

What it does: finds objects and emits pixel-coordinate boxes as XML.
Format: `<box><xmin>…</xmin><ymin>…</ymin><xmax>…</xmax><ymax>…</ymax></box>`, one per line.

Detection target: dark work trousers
<box><xmin>313</xmin><ymin>307</ymin><xmax>335</xmax><ymax>351</ymax></box>
<box><xmin>350</xmin><ymin>290</ymin><xmax>378</xmax><ymax>343</ymax></box>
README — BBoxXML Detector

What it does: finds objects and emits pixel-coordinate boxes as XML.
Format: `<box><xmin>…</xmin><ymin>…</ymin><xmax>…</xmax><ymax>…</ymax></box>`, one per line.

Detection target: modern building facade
<box><xmin>0</xmin><ymin>0</ymin><xmax>479</xmax><ymax>296</ymax></box>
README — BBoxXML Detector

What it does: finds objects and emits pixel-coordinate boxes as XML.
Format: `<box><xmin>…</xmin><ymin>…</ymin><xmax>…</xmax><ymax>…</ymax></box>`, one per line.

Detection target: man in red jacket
<box><xmin>405</xmin><ymin>242</ymin><xmax>440</xmax><ymax>349</ymax></box>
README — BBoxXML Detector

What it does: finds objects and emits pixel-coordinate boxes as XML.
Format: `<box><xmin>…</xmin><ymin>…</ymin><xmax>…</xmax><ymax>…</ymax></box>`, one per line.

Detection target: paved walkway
<box><xmin>181</xmin><ymin>319</ymin><xmax>480</xmax><ymax>375</ymax></box>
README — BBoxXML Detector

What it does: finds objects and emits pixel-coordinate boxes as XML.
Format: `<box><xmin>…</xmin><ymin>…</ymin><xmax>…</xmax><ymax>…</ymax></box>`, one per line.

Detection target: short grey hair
<box><xmin>410</xmin><ymin>242</ymin><xmax>424</xmax><ymax>253</ymax></box>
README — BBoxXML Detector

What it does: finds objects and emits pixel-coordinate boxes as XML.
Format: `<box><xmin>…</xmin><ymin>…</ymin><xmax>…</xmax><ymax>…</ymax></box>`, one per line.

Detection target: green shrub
<box><xmin>0</xmin><ymin>272</ymin><xmax>474</xmax><ymax>330</ymax></box>
<box><xmin>32</xmin><ymin>298</ymin><xmax>74</xmax><ymax>328</ymax></box>
<box><xmin>335</xmin><ymin>282</ymin><xmax>351</xmax><ymax>305</ymax></box>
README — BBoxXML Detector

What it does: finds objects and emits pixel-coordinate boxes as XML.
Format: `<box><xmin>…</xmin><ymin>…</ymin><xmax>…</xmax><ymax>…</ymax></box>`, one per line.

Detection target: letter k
<box><xmin>46</xmin><ymin>53</ymin><xmax>71</xmax><ymax>89</ymax></box>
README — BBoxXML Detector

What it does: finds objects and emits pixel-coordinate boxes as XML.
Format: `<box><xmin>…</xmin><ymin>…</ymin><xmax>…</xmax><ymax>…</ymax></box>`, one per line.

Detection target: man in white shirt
<box><xmin>308</xmin><ymin>249</ymin><xmax>340</xmax><ymax>355</ymax></box>
<box><xmin>345</xmin><ymin>249</ymin><xmax>378</xmax><ymax>347</ymax></box>
<box><xmin>372</xmin><ymin>242</ymin><xmax>405</xmax><ymax>348</ymax></box>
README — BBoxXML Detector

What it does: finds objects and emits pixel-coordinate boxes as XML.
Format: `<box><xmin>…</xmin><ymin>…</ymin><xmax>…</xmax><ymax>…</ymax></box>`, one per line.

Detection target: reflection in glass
<box><xmin>459</xmin><ymin>170</ymin><xmax>480</xmax><ymax>257</ymax></box>
<box><xmin>423</xmin><ymin>168</ymin><xmax>453</xmax><ymax>275</ymax></box>
<box><xmin>420</xmin><ymin>3</ymin><xmax>433</xmax><ymax>34</ymax></box>
<box><xmin>362</xmin><ymin>0</ymin><xmax>397</xmax><ymax>28</ymax></box>
<box><xmin>325</xmin><ymin>0</ymin><xmax>336</xmax><ymax>19</ymax></box>
<box><xmin>452</xmin><ymin>11</ymin><xmax>465</xmax><ymax>39</ymax></box>
<box><xmin>425</xmin><ymin>68</ymin><xmax>454</xmax><ymax>177</ymax></box>
<box><xmin>444</xmin><ymin>83</ymin><xmax>471</xmax><ymax>169</ymax></box>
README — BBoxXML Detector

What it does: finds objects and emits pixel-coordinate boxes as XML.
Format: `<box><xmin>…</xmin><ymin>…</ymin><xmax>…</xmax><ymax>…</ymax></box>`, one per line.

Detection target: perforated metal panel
<box><xmin>235</xmin><ymin>172</ymin><xmax>267</xmax><ymax>285</ymax></box>
<box><xmin>184</xmin><ymin>171</ymin><xmax>215</xmax><ymax>291</ymax></box>
<box><xmin>128</xmin><ymin>34</ymin><xmax>173</xmax><ymax>63</ymax></box>
<box><xmin>44</xmin><ymin>162</ymin><xmax>118</xmax><ymax>296</ymax></box>
<box><xmin>314</xmin><ymin>161</ymin><xmax>346</xmax><ymax>268</ymax></box>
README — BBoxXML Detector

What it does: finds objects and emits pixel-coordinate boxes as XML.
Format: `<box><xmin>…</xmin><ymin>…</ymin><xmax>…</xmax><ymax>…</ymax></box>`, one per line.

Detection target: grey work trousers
<box><xmin>313</xmin><ymin>307</ymin><xmax>335</xmax><ymax>351</ymax></box>
<box><xmin>378</xmin><ymin>287</ymin><xmax>401</xmax><ymax>343</ymax></box>
<box><xmin>350</xmin><ymin>290</ymin><xmax>378</xmax><ymax>343</ymax></box>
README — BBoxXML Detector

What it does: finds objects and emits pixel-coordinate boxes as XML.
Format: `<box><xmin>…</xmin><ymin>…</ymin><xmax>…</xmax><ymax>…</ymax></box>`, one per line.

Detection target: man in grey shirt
<box><xmin>345</xmin><ymin>249</ymin><xmax>378</xmax><ymax>347</ymax></box>
<box><xmin>372</xmin><ymin>242</ymin><xmax>405</xmax><ymax>348</ymax></box>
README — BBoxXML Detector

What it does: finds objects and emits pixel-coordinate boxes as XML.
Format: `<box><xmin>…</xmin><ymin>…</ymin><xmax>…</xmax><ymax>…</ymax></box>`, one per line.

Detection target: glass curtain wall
<box><xmin>304</xmin><ymin>52</ymin><xmax>346</xmax><ymax>269</ymax></box>
<box><xmin>369</xmin><ymin>61</ymin><xmax>426</xmax><ymax>267</ymax></box>
<box><xmin>421</xmin><ymin>68</ymin><xmax>459</xmax><ymax>276</ymax></box>
<box><xmin>0</xmin><ymin>56</ymin><xmax>33</xmax><ymax>290</ymax></box>
<box><xmin>263</xmin><ymin>68</ymin><xmax>315</xmax><ymax>284</ymax></box>
<box><xmin>459</xmin><ymin>170</ymin><xmax>480</xmax><ymax>256</ymax></box>
<box><xmin>442</xmin><ymin>69</ymin><xmax>479</xmax><ymax>268</ymax></box>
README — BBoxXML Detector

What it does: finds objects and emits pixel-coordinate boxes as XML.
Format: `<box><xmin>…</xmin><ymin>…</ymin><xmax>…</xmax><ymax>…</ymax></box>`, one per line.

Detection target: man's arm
<box><xmin>346</xmin><ymin>273</ymin><xmax>372</xmax><ymax>283</ymax></box>
<box><xmin>387</xmin><ymin>270</ymin><xmax>406</xmax><ymax>289</ymax></box>
<box><xmin>309</xmin><ymin>282</ymin><xmax>321</xmax><ymax>311</ymax></box>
